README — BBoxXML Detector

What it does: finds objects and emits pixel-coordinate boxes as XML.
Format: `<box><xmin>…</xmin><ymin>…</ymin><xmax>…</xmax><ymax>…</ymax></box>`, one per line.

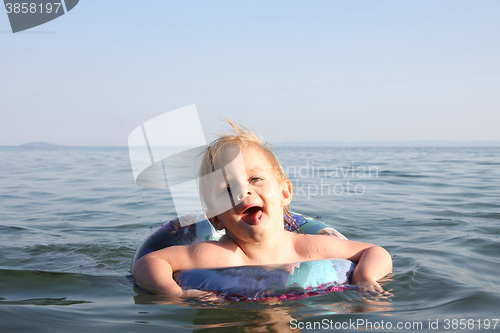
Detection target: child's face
<box><xmin>208</xmin><ymin>144</ymin><xmax>291</xmax><ymax>244</ymax></box>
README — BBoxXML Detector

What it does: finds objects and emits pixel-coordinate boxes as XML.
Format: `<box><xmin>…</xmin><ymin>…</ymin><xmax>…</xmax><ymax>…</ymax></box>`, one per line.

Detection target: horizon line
<box><xmin>3</xmin><ymin>140</ymin><xmax>500</xmax><ymax>148</ymax></box>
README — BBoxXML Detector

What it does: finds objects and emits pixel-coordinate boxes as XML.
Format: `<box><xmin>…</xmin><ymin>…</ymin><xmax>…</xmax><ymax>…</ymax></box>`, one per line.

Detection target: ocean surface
<box><xmin>1</xmin><ymin>146</ymin><xmax>499</xmax><ymax>332</ymax></box>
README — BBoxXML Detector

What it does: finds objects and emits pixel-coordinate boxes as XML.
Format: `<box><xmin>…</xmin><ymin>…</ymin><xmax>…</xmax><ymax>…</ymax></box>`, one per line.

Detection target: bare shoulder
<box><xmin>169</xmin><ymin>240</ymin><xmax>242</xmax><ymax>270</ymax></box>
<box><xmin>291</xmin><ymin>232</ymin><xmax>375</xmax><ymax>261</ymax></box>
<box><xmin>292</xmin><ymin>232</ymin><xmax>340</xmax><ymax>248</ymax></box>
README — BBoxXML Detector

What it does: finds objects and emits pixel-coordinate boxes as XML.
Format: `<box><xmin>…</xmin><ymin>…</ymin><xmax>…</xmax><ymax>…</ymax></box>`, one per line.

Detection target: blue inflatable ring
<box><xmin>133</xmin><ymin>212</ymin><xmax>356</xmax><ymax>301</ymax></box>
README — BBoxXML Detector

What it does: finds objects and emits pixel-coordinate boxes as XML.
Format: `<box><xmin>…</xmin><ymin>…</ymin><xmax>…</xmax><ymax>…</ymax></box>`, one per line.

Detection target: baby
<box><xmin>133</xmin><ymin>121</ymin><xmax>392</xmax><ymax>296</ymax></box>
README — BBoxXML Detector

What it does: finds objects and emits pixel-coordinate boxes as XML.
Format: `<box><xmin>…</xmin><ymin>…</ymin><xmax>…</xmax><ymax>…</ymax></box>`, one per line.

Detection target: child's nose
<box><xmin>234</xmin><ymin>186</ymin><xmax>249</xmax><ymax>203</ymax></box>
<box><xmin>231</xmin><ymin>182</ymin><xmax>256</xmax><ymax>204</ymax></box>
<box><xmin>236</xmin><ymin>188</ymin><xmax>254</xmax><ymax>202</ymax></box>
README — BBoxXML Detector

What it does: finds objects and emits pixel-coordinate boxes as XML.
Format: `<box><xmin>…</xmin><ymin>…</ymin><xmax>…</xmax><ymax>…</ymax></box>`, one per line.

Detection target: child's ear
<box><xmin>280</xmin><ymin>180</ymin><xmax>293</xmax><ymax>207</ymax></box>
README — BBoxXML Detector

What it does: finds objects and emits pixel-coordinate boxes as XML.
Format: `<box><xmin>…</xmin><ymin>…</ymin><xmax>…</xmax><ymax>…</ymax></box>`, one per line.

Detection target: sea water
<box><xmin>0</xmin><ymin>146</ymin><xmax>499</xmax><ymax>332</ymax></box>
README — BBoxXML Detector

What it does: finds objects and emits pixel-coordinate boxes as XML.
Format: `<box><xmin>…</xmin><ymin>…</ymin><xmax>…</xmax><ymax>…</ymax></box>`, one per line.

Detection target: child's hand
<box><xmin>353</xmin><ymin>280</ymin><xmax>393</xmax><ymax>312</ymax></box>
<box><xmin>355</xmin><ymin>280</ymin><xmax>393</xmax><ymax>300</ymax></box>
<box><xmin>356</xmin><ymin>280</ymin><xmax>383</xmax><ymax>295</ymax></box>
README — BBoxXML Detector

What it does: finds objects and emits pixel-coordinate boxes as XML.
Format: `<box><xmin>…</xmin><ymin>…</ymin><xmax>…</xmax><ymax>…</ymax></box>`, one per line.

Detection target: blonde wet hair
<box><xmin>198</xmin><ymin>120</ymin><xmax>301</xmax><ymax>232</ymax></box>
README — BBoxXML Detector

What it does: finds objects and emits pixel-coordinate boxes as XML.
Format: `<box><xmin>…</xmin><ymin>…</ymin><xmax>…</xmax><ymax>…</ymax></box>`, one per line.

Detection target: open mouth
<box><xmin>241</xmin><ymin>205</ymin><xmax>263</xmax><ymax>225</ymax></box>
<box><xmin>242</xmin><ymin>206</ymin><xmax>262</xmax><ymax>215</ymax></box>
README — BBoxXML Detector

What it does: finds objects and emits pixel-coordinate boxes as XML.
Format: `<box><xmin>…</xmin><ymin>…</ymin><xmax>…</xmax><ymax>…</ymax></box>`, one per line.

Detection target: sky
<box><xmin>1</xmin><ymin>0</ymin><xmax>499</xmax><ymax>146</ymax></box>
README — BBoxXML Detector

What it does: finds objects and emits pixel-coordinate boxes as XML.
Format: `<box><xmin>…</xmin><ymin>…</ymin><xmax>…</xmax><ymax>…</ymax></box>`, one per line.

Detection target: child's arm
<box><xmin>349</xmin><ymin>245</ymin><xmax>393</xmax><ymax>293</ymax></box>
<box><xmin>133</xmin><ymin>252</ymin><xmax>184</xmax><ymax>295</ymax></box>
<box><xmin>309</xmin><ymin>235</ymin><xmax>392</xmax><ymax>292</ymax></box>
<box><xmin>133</xmin><ymin>242</ymin><xmax>224</xmax><ymax>296</ymax></box>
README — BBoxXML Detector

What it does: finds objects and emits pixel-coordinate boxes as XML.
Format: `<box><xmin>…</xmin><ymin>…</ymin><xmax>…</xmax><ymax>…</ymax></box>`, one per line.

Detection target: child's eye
<box><xmin>249</xmin><ymin>176</ymin><xmax>263</xmax><ymax>183</ymax></box>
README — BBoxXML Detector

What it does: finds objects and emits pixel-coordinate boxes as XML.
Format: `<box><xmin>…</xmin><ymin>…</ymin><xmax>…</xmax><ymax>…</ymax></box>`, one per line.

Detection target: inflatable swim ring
<box><xmin>132</xmin><ymin>212</ymin><xmax>356</xmax><ymax>301</ymax></box>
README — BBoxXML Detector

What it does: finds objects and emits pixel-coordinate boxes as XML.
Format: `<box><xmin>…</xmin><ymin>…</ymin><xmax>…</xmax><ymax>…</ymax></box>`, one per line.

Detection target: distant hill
<box><xmin>19</xmin><ymin>142</ymin><xmax>62</xmax><ymax>148</ymax></box>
